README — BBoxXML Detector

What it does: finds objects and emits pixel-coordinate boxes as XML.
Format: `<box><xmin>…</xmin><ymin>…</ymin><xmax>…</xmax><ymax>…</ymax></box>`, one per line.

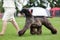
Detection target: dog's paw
<box><xmin>18</xmin><ymin>30</ymin><xmax>24</xmax><ymax>36</ymax></box>
<box><xmin>51</xmin><ymin>29</ymin><xmax>57</xmax><ymax>34</ymax></box>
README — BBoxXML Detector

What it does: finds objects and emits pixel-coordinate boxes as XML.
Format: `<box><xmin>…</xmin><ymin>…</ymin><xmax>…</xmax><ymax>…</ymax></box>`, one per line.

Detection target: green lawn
<box><xmin>0</xmin><ymin>17</ymin><xmax>60</xmax><ymax>40</ymax></box>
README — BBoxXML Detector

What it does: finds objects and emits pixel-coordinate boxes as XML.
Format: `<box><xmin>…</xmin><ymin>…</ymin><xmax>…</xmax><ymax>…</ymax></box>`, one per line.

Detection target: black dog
<box><xmin>18</xmin><ymin>9</ymin><xmax>57</xmax><ymax>36</ymax></box>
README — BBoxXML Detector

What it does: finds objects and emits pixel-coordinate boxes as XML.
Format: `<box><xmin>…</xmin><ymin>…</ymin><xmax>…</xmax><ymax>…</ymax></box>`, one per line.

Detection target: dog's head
<box><xmin>20</xmin><ymin>8</ymin><xmax>33</xmax><ymax>17</ymax></box>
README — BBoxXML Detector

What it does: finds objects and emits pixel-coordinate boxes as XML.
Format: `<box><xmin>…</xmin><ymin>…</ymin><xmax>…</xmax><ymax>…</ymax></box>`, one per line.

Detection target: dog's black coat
<box><xmin>18</xmin><ymin>9</ymin><xmax>57</xmax><ymax>36</ymax></box>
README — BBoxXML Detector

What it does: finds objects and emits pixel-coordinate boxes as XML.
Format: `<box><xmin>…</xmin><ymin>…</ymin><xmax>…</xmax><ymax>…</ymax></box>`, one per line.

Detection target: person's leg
<box><xmin>10</xmin><ymin>19</ymin><xmax>20</xmax><ymax>33</ymax></box>
<box><xmin>9</xmin><ymin>8</ymin><xmax>20</xmax><ymax>33</ymax></box>
<box><xmin>0</xmin><ymin>20</ymin><xmax>7</xmax><ymax>35</ymax></box>
<box><xmin>0</xmin><ymin>8</ymin><xmax>8</xmax><ymax>35</ymax></box>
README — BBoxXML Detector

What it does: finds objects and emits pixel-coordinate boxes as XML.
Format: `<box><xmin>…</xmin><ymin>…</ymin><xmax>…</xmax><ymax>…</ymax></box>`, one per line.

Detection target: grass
<box><xmin>0</xmin><ymin>17</ymin><xmax>60</xmax><ymax>40</ymax></box>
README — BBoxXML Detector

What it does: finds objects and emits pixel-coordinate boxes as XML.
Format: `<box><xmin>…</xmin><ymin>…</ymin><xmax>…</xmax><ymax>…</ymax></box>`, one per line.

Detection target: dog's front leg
<box><xmin>18</xmin><ymin>18</ymin><xmax>32</xmax><ymax>36</ymax></box>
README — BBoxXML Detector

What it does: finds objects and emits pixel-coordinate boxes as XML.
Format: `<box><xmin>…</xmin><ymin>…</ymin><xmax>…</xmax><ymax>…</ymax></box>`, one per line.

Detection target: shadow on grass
<box><xmin>17</xmin><ymin>33</ymin><xmax>57</xmax><ymax>37</ymax></box>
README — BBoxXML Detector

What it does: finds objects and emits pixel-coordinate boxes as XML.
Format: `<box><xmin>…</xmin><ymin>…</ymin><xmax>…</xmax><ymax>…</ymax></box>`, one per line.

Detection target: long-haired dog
<box><xmin>18</xmin><ymin>8</ymin><xmax>57</xmax><ymax>36</ymax></box>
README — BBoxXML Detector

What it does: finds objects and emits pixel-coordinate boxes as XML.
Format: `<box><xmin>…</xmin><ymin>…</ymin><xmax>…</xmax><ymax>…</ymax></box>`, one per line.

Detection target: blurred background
<box><xmin>0</xmin><ymin>0</ymin><xmax>60</xmax><ymax>18</ymax></box>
